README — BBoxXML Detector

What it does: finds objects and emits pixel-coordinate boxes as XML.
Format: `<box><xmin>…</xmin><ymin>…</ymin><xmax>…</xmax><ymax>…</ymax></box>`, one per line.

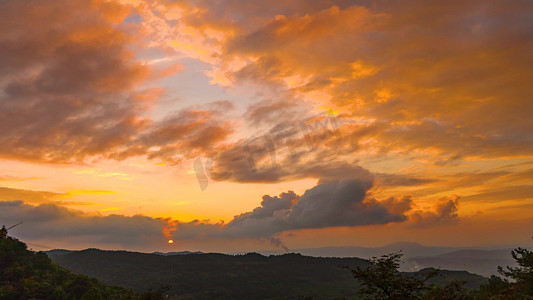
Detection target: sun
<box><xmin>167</xmin><ymin>239</ymin><xmax>174</xmax><ymax>244</ymax></box>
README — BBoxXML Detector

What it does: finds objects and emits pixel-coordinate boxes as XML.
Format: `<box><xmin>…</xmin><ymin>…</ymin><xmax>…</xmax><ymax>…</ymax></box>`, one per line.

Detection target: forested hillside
<box><xmin>0</xmin><ymin>230</ymin><xmax>165</xmax><ymax>300</ymax></box>
<box><xmin>4</xmin><ymin>228</ymin><xmax>530</xmax><ymax>299</ymax></box>
<box><xmin>49</xmin><ymin>248</ymin><xmax>487</xmax><ymax>299</ymax></box>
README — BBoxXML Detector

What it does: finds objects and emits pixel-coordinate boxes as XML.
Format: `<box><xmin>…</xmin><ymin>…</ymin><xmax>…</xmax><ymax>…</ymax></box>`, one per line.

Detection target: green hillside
<box><xmin>7</xmin><ymin>226</ymin><xmax>531</xmax><ymax>300</ymax></box>
<box><xmin>49</xmin><ymin>249</ymin><xmax>487</xmax><ymax>299</ymax></box>
<box><xmin>0</xmin><ymin>233</ymin><xmax>138</xmax><ymax>299</ymax></box>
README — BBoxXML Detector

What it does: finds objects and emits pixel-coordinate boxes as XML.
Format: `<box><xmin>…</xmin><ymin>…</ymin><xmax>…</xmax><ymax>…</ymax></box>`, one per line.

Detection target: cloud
<box><xmin>462</xmin><ymin>185</ymin><xmax>533</xmax><ymax>203</ymax></box>
<box><xmin>0</xmin><ymin>187</ymin><xmax>64</xmax><ymax>204</ymax></box>
<box><xmin>0</xmin><ymin>0</ymin><xmax>150</xmax><ymax>163</ymax></box>
<box><xmin>0</xmin><ymin>200</ymin><xmax>169</xmax><ymax>248</ymax></box>
<box><xmin>3</xmin><ymin>0</ymin><xmax>530</xmax><ymax>170</ymax></box>
<box><xmin>170</xmin><ymin>175</ymin><xmax>409</xmax><ymax>248</ymax></box>
<box><xmin>371</xmin><ymin>194</ymin><xmax>462</xmax><ymax>228</ymax></box>
<box><xmin>0</xmin><ymin>178</ymin><xmax>460</xmax><ymax>250</ymax></box>
<box><xmin>0</xmin><ymin>186</ymin><xmax>100</xmax><ymax>207</ymax></box>
<box><xmin>3</xmin><ymin>0</ymin><xmax>530</xmax><ymax>169</ymax></box>
<box><xmin>0</xmin><ymin>176</ymin><xmax>39</xmax><ymax>182</ymax></box>
<box><xmin>0</xmin><ymin>0</ymin><xmax>233</xmax><ymax>165</ymax></box>
<box><xmin>380</xmin><ymin>195</ymin><xmax>414</xmax><ymax>215</ymax></box>
<box><xmin>207</xmin><ymin>110</ymin><xmax>359</xmax><ymax>183</ymax></box>
<box><xmin>374</xmin><ymin>173</ymin><xmax>439</xmax><ymax>187</ymax></box>
<box><xmin>244</xmin><ymin>98</ymin><xmax>307</xmax><ymax>127</ymax></box>
<box><xmin>177</xmin><ymin>0</ymin><xmax>533</xmax><ymax>162</ymax></box>
<box><xmin>109</xmin><ymin>105</ymin><xmax>235</xmax><ymax>164</ymax></box>
<box><xmin>409</xmin><ymin>195</ymin><xmax>461</xmax><ymax>228</ymax></box>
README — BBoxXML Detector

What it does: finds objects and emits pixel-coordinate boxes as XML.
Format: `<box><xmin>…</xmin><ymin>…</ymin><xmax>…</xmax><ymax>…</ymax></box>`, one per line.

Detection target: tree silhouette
<box><xmin>346</xmin><ymin>252</ymin><xmax>438</xmax><ymax>299</ymax></box>
<box><xmin>472</xmin><ymin>246</ymin><xmax>533</xmax><ymax>299</ymax></box>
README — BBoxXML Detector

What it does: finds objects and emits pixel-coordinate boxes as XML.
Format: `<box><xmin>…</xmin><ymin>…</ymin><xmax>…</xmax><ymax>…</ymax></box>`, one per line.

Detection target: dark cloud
<box><xmin>171</xmin><ymin>175</ymin><xmax>408</xmax><ymax>248</ymax></box>
<box><xmin>208</xmin><ymin>112</ymin><xmax>358</xmax><ymax>183</ymax></box>
<box><xmin>244</xmin><ymin>99</ymin><xmax>307</xmax><ymax>127</ymax></box>
<box><xmin>0</xmin><ymin>201</ymin><xmax>169</xmax><ymax>248</ymax></box>
<box><xmin>244</xmin><ymin>191</ymin><xmax>299</xmax><ymax>219</ymax></box>
<box><xmin>0</xmin><ymin>180</ymin><xmax>460</xmax><ymax>250</ymax></box>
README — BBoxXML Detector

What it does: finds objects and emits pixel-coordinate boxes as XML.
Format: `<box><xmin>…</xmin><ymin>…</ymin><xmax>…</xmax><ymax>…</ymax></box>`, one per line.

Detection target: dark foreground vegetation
<box><xmin>0</xmin><ymin>230</ymin><xmax>166</xmax><ymax>299</ymax></box>
<box><xmin>1</xmin><ymin>228</ymin><xmax>531</xmax><ymax>299</ymax></box>
<box><xmin>347</xmin><ymin>249</ymin><xmax>533</xmax><ymax>299</ymax></box>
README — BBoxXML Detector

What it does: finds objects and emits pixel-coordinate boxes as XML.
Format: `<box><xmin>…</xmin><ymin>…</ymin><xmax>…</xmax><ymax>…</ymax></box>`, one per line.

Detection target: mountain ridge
<box><xmin>47</xmin><ymin>247</ymin><xmax>489</xmax><ymax>299</ymax></box>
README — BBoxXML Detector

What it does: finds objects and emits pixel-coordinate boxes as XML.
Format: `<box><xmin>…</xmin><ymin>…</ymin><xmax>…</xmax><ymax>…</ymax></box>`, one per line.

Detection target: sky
<box><xmin>0</xmin><ymin>0</ymin><xmax>532</xmax><ymax>253</ymax></box>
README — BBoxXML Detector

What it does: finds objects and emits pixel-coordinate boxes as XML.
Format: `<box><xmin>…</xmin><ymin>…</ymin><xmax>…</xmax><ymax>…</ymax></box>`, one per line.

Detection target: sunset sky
<box><xmin>0</xmin><ymin>0</ymin><xmax>532</xmax><ymax>253</ymax></box>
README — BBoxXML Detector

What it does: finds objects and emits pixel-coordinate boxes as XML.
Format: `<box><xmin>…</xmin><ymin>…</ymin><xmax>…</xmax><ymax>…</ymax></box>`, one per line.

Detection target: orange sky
<box><xmin>0</xmin><ymin>0</ymin><xmax>532</xmax><ymax>252</ymax></box>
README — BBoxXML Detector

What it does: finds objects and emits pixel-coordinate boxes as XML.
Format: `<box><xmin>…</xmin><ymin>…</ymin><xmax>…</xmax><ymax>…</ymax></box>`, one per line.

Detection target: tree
<box><xmin>471</xmin><ymin>246</ymin><xmax>533</xmax><ymax>299</ymax></box>
<box><xmin>0</xmin><ymin>230</ymin><xmax>139</xmax><ymax>299</ymax></box>
<box><xmin>346</xmin><ymin>252</ymin><xmax>437</xmax><ymax>299</ymax></box>
<box><xmin>498</xmin><ymin>247</ymin><xmax>533</xmax><ymax>295</ymax></box>
<box><xmin>422</xmin><ymin>280</ymin><xmax>468</xmax><ymax>300</ymax></box>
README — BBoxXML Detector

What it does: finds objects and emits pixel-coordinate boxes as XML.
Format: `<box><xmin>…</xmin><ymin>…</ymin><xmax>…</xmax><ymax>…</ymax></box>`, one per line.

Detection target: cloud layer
<box><xmin>0</xmin><ymin>200</ymin><xmax>169</xmax><ymax>248</ymax></box>
<box><xmin>0</xmin><ymin>171</ymin><xmax>464</xmax><ymax>250</ymax></box>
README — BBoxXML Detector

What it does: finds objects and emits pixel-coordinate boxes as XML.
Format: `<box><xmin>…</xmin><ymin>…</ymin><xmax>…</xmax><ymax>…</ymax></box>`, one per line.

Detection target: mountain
<box><xmin>152</xmin><ymin>251</ymin><xmax>203</xmax><ymax>256</ymax></box>
<box><xmin>45</xmin><ymin>249</ymin><xmax>74</xmax><ymax>256</ymax></box>
<box><xmin>48</xmin><ymin>248</ymin><xmax>488</xmax><ymax>299</ymax></box>
<box><xmin>257</xmin><ymin>242</ymin><xmax>525</xmax><ymax>276</ymax></box>
<box><xmin>407</xmin><ymin>249</ymin><xmax>517</xmax><ymax>277</ymax></box>
<box><xmin>257</xmin><ymin>242</ymin><xmax>457</xmax><ymax>259</ymax></box>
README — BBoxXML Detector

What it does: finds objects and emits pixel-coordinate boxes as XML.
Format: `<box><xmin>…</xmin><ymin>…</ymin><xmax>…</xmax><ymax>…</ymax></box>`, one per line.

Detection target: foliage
<box><xmin>0</xmin><ymin>231</ymin><xmax>142</xmax><ymax>299</ymax></box>
<box><xmin>49</xmin><ymin>247</ymin><xmax>487</xmax><ymax>299</ymax></box>
<box><xmin>422</xmin><ymin>280</ymin><xmax>468</xmax><ymax>300</ymax></box>
<box><xmin>7</xmin><ymin>225</ymin><xmax>531</xmax><ymax>299</ymax></box>
<box><xmin>346</xmin><ymin>252</ymin><xmax>439</xmax><ymax>299</ymax></box>
<box><xmin>348</xmin><ymin>245</ymin><xmax>533</xmax><ymax>300</ymax></box>
<box><xmin>471</xmin><ymin>247</ymin><xmax>533</xmax><ymax>299</ymax></box>
<box><xmin>498</xmin><ymin>247</ymin><xmax>533</xmax><ymax>295</ymax></box>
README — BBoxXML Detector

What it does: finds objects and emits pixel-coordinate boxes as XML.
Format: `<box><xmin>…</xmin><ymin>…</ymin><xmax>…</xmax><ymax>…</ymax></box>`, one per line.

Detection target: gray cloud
<box><xmin>208</xmin><ymin>113</ymin><xmax>359</xmax><ymax>183</ymax></box>
<box><xmin>0</xmin><ymin>181</ymin><xmax>461</xmax><ymax>250</ymax></box>
<box><xmin>0</xmin><ymin>200</ymin><xmax>169</xmax><ymax>248</ymax></box>
<box><xmin>172</xmin><ymin>175</ymin><xmax>408</xmax><ymax>247</ymax></box>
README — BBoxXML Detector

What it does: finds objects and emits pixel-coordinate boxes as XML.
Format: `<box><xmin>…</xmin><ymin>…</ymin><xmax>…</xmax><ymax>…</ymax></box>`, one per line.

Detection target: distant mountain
<box><xmin>46</xmin><ymin>242</ymin><xmax>521</xmax><ymax>278</ymax></box>
<box><xmin>152</xmin><ymin>250</ymin><xmax>203</xmax><ymax>256</ymax></box>
<box><xmin>48</xmin><ymin>249</ymin><xmax>488</xmax><ymax>299</ymax></box>
<box><xmin>257</xmin><ymin>242</ymin><xmax>523</xmax><ymax>276</ymax></box>
<box><xmin>258</xmin><ymin>242</ymin><xmax>458</xmax><ymax>259</ymax></box>
<box><xmin>45</xmin><ymin>249</ymin><xmax>74</xmax><ymax>256</ymax></box>
<box><xmin>45</xmin><ymin>249</ymin><xmax>204</xmax><ymax>256</ymax></box>
<box><xmin>407</xmin><ymin>249</ymin><xmax>517</xmax><ymax>277</ymax></box>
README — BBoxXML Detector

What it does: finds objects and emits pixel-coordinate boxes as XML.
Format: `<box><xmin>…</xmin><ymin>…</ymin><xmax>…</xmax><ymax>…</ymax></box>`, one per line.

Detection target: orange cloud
<box><xmin>189</xmin><ymin>0</ymin><xmax>533</xmax><ymax>162</ymax></box>
<box><xmin>0</xmin><ymin>0</ymin><xmax>235</xmax><ymax>165</ymax></box>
